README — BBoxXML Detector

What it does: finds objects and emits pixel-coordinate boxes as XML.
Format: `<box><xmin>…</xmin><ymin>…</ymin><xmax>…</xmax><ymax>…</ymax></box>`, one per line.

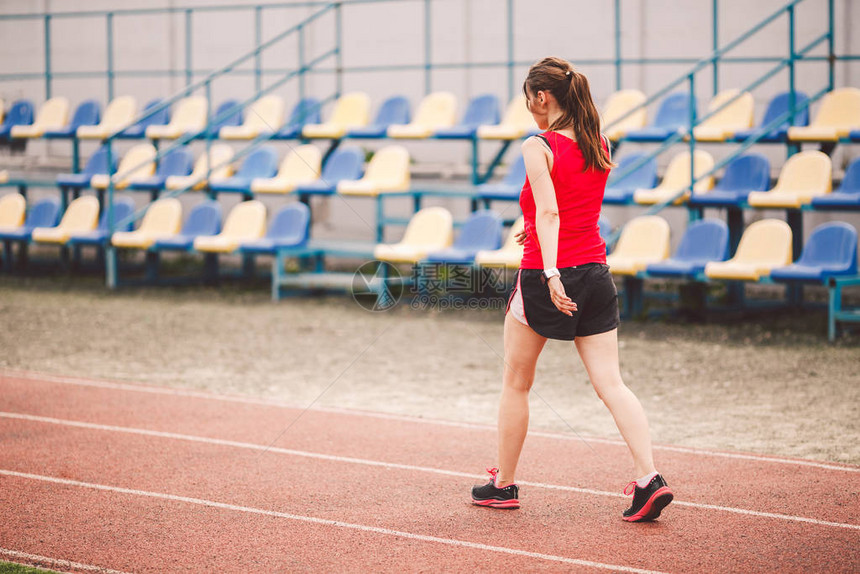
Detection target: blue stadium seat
<box><xmin>151</xmin><ymin>200</ymin><xmax>223</xmax><ymax>251</ymax></box>
<box><xmin>66</xmin><ymin>198</ymin><xmax>135</xmax><ymax>246</ymax></box>
<box><xmin>348</xmin><ymin>96</ymin><xmax>411</xmax><ymax>139</ymax></box>
<box><xmin>293</xmin><ymin>147</ymin><xmax>364</xmax><ymax>196</ymax></box>
<box><xmin>205</xmin><ymin>99</ymin><xmax>243</xmax><ymax>137</ymax></box>
<box><xmin>0</xmin><ymin>100</ymin><xmax>35</xmax><ymax>140</ymax></box>
<box><xmin>0</xmin><ymin>197</ymin><xmax>61</xmax><ymax>242</ymax></box>
<box><xmin>434</xmin><ymin>94</ymin><xmax>501</xmax><ymax>139</ymax></box>
<box><xmin>603</xmin><ymin>153</ymin><xmax>658</xmax><ymax>204</ymax></box>
<box><xmin>624</xmin><ymin>93</ymin><xmax>695</xmax><ymax>142</ymax></box>
<box><xmin>117</xmin><ymin>99</ymin><xmax>170</xmax><ymax>139</ymax></box>
<box><xmin>128</xmin><ymin>147</ymin><xmax>194</xmax><ymax>193</ymax></box>
<box><xmin>646</xmin><ymin>219</ymin><xmax>730</xmax><ymax>278</ymax></box>
<box><xmin>733</xmin><ymin>91</ymin><xmax>810</xmax><ymax>143</ymax></box>
<box><xmin>424</xmin><ymin>210</ymin><xmax>503</xmax><ymax>264</ymax></box>
<box><xmin>688</xmin><ymin>153</ymin><xmax>771</xmax><ymax>208</ymax></box>
<box><xmin>770</xmin><ymin>222</ymin><xmax>858</xmax><ymax>282</ymax></box>
<box><xmin>598</xmin><ymin>214</ymin><xmax>611</xmax><ymax>241</ymax></box>
<box><xmin>55</xmin><ymin>146</ymin><xmax>116</xmax><ymax>190</ymax></box>
<box><xmin>273</xmin><ymin>98</ymin><xmax>322</xmax><ymax>139</ymax></box>
<box><xmin>43</xmin><ymin>99</ymin><xmax>101</xmax><ymax>139</ymax></box>
<box><xmin>208</xmin><ymin>146</ymin><xmax>279</xmax><ymax>194</ymax></box>
<box><xmin>812</xmin><ymin>156</ymin><xmax>860</xmax><ymax>209</ymax></box>
<box><xmin>476</xmin><ymin>154</ymin><xmax>526</xmax><ymax>202</ymax></box>
<box><xmin>238</xmin><ymin>202</ymin><xmax>311</xmax><ymax>254</ymax></box>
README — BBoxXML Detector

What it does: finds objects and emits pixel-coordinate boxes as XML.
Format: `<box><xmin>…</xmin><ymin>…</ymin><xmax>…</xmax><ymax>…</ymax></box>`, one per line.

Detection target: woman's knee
<box><xmin>503</xmin><ymin>363</ymin><xmax>535</xmax><ymax>392</ymax></box>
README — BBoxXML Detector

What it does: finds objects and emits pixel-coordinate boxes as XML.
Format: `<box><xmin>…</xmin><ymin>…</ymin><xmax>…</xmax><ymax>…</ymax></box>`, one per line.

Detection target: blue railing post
<box><xmin>614</xmin><ymin>0</ymin><xmax>622</xmax><ymax>90</ymax></box>
<box><xmin>105</xmin><ymin>144</ymin><xmax>117</xmax><ymax>289</ymax></box>
<box><xmin>106</xmin><ymin>12</ymin><xmax>115</xmax><ymax>101</ymax></box>
<box><xmin>424</xmin><ymin>0</ymin><xmax>432</xmax><ymax>95</ymax></box>
<box><xmin>712</xmin><ymin>0</ymin><xmax>719</xmax><ymax>94</ymax></box>
<box><xmin>507</xmin><ymin>0</ymin><xmax>515</xmax><ymax>100</ymax></box>
<box><xmin>335</xmin><ymin>2</ymin><xmax>343</xmax><ymax>98</ymax></box>
<box><xmin>255</xmin><ymin>5</ymin><xmax>263</xmax><ymax>93</ymax></box>
<box><xmin>44</xmin><ymin>14</ymin><xmax>52</xmax><ymax>99</ymax></box>
<box><xmin>828</xmin><ymin>0</ymin><xmax>835</xmax><ymax>90</ymax></box>
<box><xmin>185</xmin><ymin>9</ymin><xmax>193</xmax><ymax>87</ymax></box>
<box><xmin>687</xmin><ymin>72</ymin><xmax>697</xmax><ymax>206</ymax></box>
<box><xmin>788</xmin><ymin>3</ymin><xmax>797</xmax><ymax>157</ymax></box>
<box><xmin>205</xmin><ymin>79</ymin><xmax>213</xmax><ymax>183</ymax></box>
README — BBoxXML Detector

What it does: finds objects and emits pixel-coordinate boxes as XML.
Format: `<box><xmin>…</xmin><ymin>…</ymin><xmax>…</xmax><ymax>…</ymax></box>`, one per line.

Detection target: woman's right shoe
<box><xmin>471</xmin><ymin>467</ymin><xmax>520</xmax><ymax>509</ymax></box>
<box><xmin>622</xmin><ymin>474</ymin><xmax>673</xmax><ymax>522</ymax></box>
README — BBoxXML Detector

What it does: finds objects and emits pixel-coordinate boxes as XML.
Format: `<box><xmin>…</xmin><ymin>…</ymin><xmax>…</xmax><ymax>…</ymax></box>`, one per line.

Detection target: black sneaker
<box><xmin>471</xmin><ymin>467</ymin><xmax>520</xmax><ymax>509</ymax></box>
<box><xmin>622</xmin><ymin>474</ymin><xmax>673</xmax><ymax>522</ymax></box>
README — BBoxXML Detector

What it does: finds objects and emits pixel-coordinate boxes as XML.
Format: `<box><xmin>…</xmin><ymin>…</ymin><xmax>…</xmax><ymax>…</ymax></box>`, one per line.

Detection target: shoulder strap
<box><xmin>534</xmin><ymin>133</ymin><xmax>553</xmax><ymax>155</ymax></box>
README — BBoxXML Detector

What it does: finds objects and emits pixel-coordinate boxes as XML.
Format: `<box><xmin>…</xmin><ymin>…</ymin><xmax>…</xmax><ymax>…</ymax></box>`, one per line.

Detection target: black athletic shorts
<box><xmin>508</xmin><ymin>263</ymin><xmax>620</xmax><ymax>341</ymax></box>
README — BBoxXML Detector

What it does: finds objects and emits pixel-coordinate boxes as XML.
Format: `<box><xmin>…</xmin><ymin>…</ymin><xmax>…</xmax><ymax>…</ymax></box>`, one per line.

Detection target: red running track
<box><xmin>1</xmin><ymin>370</ymin><xmax>858</xmax><ymax>573</ymax></box>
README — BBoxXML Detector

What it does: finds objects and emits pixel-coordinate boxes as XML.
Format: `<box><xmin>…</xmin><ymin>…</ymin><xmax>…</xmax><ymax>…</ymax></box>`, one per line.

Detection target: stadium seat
<box><xmin>0</xmin><ymin>193</ymin><xmax>26</xmax><ymax>228</ymax></box>
<box><xmin>337</xmin><ymin>146</ymin><xmax>410</xmax><ymax>196</ymax></box>
<box><xmin>302</xmin><ymin>92</ymin><xmax>371</xmax><ymax>139</ymax></box>
<box><xmin>733</xmin><ymin>91</ymin><xmax>809</xmax><ymax>143</ymax></box>
<box><xmin>646</xmin><ymin>219</ymin><xmax>730</xmax><ymax>278</ymax></box>
<box><xmin>598</xmin><ymin>214</ymin><xmax>612</xmax><ymax>242</ymax></box>
<box><xmin>250</xmin><ymin>144</ymin><xmax>321</xmax><ymax>194</ymax></box>
<box><xmin>424</xmin><ymin>210</ymin><xmax>503</xmax><ymax>264</ymax></box>
<box><xmin>146</xmin><ymin>96</ymin><xmax>206</xmax><ymax>139</ymax></box>
<box><xmin>633</xmin><ymin>150</ymin><xmax>714</xmax><ymax>205</ymax></box>
<box><xmin>0</xmin><ymin>197</ymin><xmax>61</xmax><ymax>242</ymax></box>
<box><xmin>476</xmin><ymin>154</ymin><xmax>526</xmax><ymax>202</ymax></box>
<box><xmin>606</xmin><ymin>215</ymin><xmax>671</xmax><ymax>275</ymax></box>
<box><xmin>111</xmin><ymin>198</ymin><xmax>183</xmax><ymax>249</ymax></box>
<box><xmin>11</xmin><ymin>97</ymin><xmax>69</xmax><ymax>138</ymax></box>
<box><xmin>203</xmin><ymin>99</ymin><xmax>243</xmax><ymax>138</ymax></box>
<box><xmin>55</xmin><ymin>146</ymin><xmax>116</xmax><ymax>191</ymax></box>
<box><xmin>66</xmin><ymin>198</ymin><xmax>135</xmax><ymax>246</ymax></box>
<box><xmin>220</xmin><ymin>95</ymin><xmax>285</xmax><ymax>139</ymax></box>
<box><xmin>151</xmin><ymin>201</ymin><xmax>222</xmax><ymax>251</ymax></box>
<box><xmin>117</xmin><ymin>99</ymin><xmax>170</xmax><ymax>139</ymax></box>
<box><xmin>292</xmin><ymin>147</ymin><xmax>364</xmax><ymax>196</ymax></box>
<box><xmin>688</xmin><ymin>153</ymin><xmax>771</xmax><ymax>208</ymax></box>
<box><xmin>347</xmin><ymin>95</ymin><xmax>410</xmax><ymax>138</ymax></box>
<box><xmin>788</xmin><ymin>87</ymin><xmax>860</xmax><ymax>142</ymax></box>
<box><xmin>747</xmin><ymin>150</ymin><xmax>831</xmax><ymax>208</ymax></box>
<box><xmin>78</xmin><ymin>95</ymin><xmax>137</xmax><ymax>140</ymax></box>
<box><xmin>811</xmin><ymin>156</ymin><xmax>860</xmax><ymax>209</ymax></box>
<box><xmin>0</xmin><ymin>170</ymin><xmax>6</xmax><ymax>183</ymax></box>
<box><xmin>692</xmin><ymin>89</ymin><xmax>754</xmax><ymax>142</ymax></box>
<box><xmin>44</xmin><ymin>99</ymin><xmax>100</xmax><ymax>138</ymax></box>
<box><xmin>624</xmin><ymin>92</ymin><xmax>695</xmax><ymax>142</ymax></box>
<box><xmin>474</xmin><ymin>216</ymin><xmax>525</xmax><ymax>268</ymax></box>
<box><xmin>704</xmin><ymin>219</ymin><xmax>792</xmax><ymax>280</ymax></box>
<box><xmin>91</xmin><ymin>144</ymin><xmax>157</xmax><ymax>190</ymax></box>
<box><xmin>208</xmin><ymin>146</ymin><xmax>279</xmax><ymax>195</ymax></box>
<box><xmin>770</xmin><ymin>222</ymin><xmax>858</xmax><ymax>282</ymax></box>
<box><xmin>388</xmin><ymin>92</ymin><xmax>457</xmax><ymax>139</ymax></box>
<box><xmin>127</xmin><ymin>147</ymin><xmax>195</xmax><ymax>194</ymax></box>
<box><xmin>193</xmin><ymin>200</ymin><xmax>267</xmax><ymax>253</ymax></box>
<box><xmin>434</xmin><ymin>94</ymin><xmax>500</xmax><ymax>139</ymax></box>
<box><xmin>477</xmin><ymin>96</ymin><xmax>538</xmax><ymax>140</ymax></box>
<box><xmin>374</xmin><ymin>206</ymin><xmax>453</xmax><ymax>264</ymax></box>
<box><xmin>273</xmin><ymin>98</ymin><xmax>322</xmax><ymax>139</ymax></box>
<box><xmin>31</xmin><ymin>196</ymin><xmax>101</xmax><ymax>244</ymax></box>
<box><xmin>601</xmin><ymin>90</ymin><xmax>647</xmax><ymax>141</ymax></box>
<box><xmin>238</xmin><ymin>203</ymin><xmax>311</xmax><ymax>254</ymax></box>
<box><xmin>603</xmin><ymin>153</ymin><xmax>658</xmax><ymax>204</ymax></box>
<box><xmin>166</xmin><ymin>144</ymin><xmax>234</xmax><ymax>191</ymax></box>
<box><xmin>0</xmin><ymin>100</ymin><xmax>34</xmax><ymax>140</ymax></box>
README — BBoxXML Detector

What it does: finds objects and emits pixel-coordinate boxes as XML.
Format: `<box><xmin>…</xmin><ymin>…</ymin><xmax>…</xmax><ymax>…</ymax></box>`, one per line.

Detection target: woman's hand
<box><xmin>547</xmin><ymin>276</ymin><xmax>577</xmax><ymax>316</ymax></box>
<box><xmin>515</xmin><ymin>229</ymin><xmax>528</xmax><ymax>245</ymax></box>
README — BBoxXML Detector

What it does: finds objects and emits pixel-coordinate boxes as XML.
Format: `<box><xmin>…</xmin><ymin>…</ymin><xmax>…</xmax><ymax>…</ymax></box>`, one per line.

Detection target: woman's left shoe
<box><xmin>622</xmin><ymin>474</ymin><xmax>673</xmax><ymax>522</ymax></box>
<box><xmin>471</xmin><ymin>467</ymin><xmax>520</xmax><ymax>509</ymax></box>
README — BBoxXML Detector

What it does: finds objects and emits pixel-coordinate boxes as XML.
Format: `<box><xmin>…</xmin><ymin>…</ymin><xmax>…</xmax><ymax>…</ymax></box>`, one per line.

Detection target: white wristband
<box><xmin>543</xmin><ymin>267</ymin><xmax>560</xmax><ymax>280</ymax></box>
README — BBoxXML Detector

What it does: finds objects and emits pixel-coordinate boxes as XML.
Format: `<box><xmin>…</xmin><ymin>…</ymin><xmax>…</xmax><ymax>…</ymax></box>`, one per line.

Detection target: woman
<box><xmin>470</xmin><ymin>57</ymin><xmax>673</xmax><ymax>522</ymax></box>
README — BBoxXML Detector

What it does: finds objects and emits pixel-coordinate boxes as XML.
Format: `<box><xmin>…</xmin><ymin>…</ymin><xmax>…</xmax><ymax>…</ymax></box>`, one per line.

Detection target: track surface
<box><xmin>1</xmin><ymin>371</ymin><xmax>858</xmax><ymax>573</ymax></box>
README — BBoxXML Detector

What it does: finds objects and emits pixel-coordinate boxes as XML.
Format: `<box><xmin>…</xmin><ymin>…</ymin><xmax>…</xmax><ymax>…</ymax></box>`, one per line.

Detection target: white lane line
<box><xmin>0</xmin><ymin>548</ymin><xmax>131</xmax><ymax>574</ymax></box>
<box><xmin>3</xmin><ymin>369</ymin><xmax>859</xmax><ymax>473</ymax></box>
<box><xmin>0</xmin><ymin>469</ymin><xmax>667</xmax><ymax>574</ymax></box>
<box><xmin>4</xmin><ymin>411</ymin><xmax>859</xmax><ymax>532</ymax></box>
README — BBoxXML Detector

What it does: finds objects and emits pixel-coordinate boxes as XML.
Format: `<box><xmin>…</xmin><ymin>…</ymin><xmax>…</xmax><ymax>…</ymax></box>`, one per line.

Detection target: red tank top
<box><xmin>519</xmin><ymin>131</ymin><xmax>610</xmax><ymax>269</ymax></box>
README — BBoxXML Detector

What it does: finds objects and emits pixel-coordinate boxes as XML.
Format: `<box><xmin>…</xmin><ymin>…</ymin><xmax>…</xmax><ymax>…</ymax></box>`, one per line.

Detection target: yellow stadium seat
<box><xmin>11</xmin><ymin>97</ymin><xmax>69</xmax><ymax>138</ymax></box>
<box><xmin>0</xmin><ymin>99</ymin><xmax>5</xmax><ymax>124</ymax></box>
<box><xmin>747</xmin><ymin>150</ymin><xmax>831</xmax><ymax>208</ymax></box>
<box><xmin>0</xmin><ymin>170</ymin><xmax>8</xmax><ymax>184</ymax></box>
<box><xmin>91</xmin><ymin>144</ymin><xmax>157</xmax><ymax>190</ymax></box>
<box><xmin>111</xmin><ymin>198</ymin><xmax>183</xmax><ymax>249</ymax></box>
<box><xmin>606</xmin><ymin>215</ymin><xmax>671</xmax><ymax>275</ymax></box>
<box><xmin>219</xmin><ymin>95</ymin><xmax>285</xmax><ymax>140</ymax></box>
<box><xmin>388</xmin><ymin>92</ymin><xmax>457</xmax><ymax>139</ymax></box>
<box><xmin>474</xmin><ymin>216</ymin><xmax>525</xmax><ymax>268</ymax></box>
<box><xmin>602</xmin><ymin>90</ymin><xmax>647</xmax><ymax>141</ymax></box>
<box><xmin>194</xmin><ymin>200</ymin><xmax>266</xmax><ymax>253</ymax></box>
<box><xmin>374</xmin><ymin>206</ymin><xmax>453</xmax><ymax>263</ymax></box>
<box><xmin>145</xmin><ymin>96</ymin><xmax>207</xmax><ymax>139</ymax></box>
<box><xmin>32</xmin><ymin>196</ymin><xmax>100</xmax><ymax>244</ymax></box>
<box><xmin>693</xmin><ymin>89</ymin><xmax>754</xmax><ymax>141</ymax></box>
<box><xmin>704</xmin><ymin>219</ymin><xmax>792</xmax><ymax>281</ymax></box>
<box><xmin>166</xmin><ymin>144</ymin><xmax>234</xmax><ymax>191</ymax></box>
<box><xmin>477</xmin><ymin>96</ymin><xmax>537</xmax><ymax>140</ymax></box>
<box><xmin>787</xmin><ymin>87</ymin><xmax>860</xmax><ymax>142</ymax></box>
<box><xmin>633</xmin><ymin>150</ymin><xmax>715</xmax><ymax>205</ymax></box>
<box><xmin>301</xmin><ymin>92</ymin><xmax>371</xmax><ymax>139</ymax></box>
<box><xmin>337</xmin><ymin>146</ymin><xmax>410</xmax><ymax>196</ymax></box>
<box><xmin>250</xmin><ymin>144</ymin><xmax>321</xmax><ymax>194</ymax></box>
<box><xmin>77</xmin><ymin>95</ymin><xmax>137</xmax><ymax>140</ymax></box>
<box><xmin>0</xmin><ymin>193</ymin><xmax>26</xmax><ymax>229</ymax></box>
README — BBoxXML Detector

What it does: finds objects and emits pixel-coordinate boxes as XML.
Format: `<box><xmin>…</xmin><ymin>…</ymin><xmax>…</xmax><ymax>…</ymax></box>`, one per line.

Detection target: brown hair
<box><xmin>523</xmin><ymin>57</ymin><xmax>613</xmax><ymax>172</ymax></box>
